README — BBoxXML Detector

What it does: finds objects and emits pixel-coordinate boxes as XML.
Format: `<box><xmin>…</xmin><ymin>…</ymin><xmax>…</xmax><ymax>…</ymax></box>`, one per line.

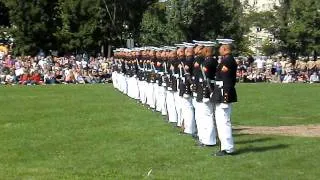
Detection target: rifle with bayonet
<box><xmin>180</xmin><ymin>61</ymin><xmax>192</xmax><ymax>98</ymax></box>
<box><xmin>200</xmin><ymin>64</ymin><xmax>214</xmax><ymax>101</ymax></box>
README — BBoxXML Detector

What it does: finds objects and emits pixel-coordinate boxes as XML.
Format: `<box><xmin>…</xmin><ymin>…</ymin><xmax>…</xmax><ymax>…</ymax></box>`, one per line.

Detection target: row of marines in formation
<box><xmin>111</xmin><ymin>39</ymin><xmax>238</xmax><ymax>156</ymax></box>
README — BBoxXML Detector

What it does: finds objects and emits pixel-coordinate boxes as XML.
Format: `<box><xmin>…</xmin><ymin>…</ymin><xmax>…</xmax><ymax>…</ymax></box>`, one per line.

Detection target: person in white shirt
<box><xmin>5</xmin><ymin>71</ymin><xmax>16</xmax><ymax>84</ymax></box>
<box><xmin>283</xmin><ymin>73</ymin><xmax>293</xmax><ymax>83</ymax></box>
<box><xmin>81</xmin><ymin>59</ymin><xmax>88</xmax><ymax>69</ymax></box>
<box><xmin>255</xmin><ymin>58</ymin><xmax>265</xmax><ymax>73</ymax></box>
<box><xmin>309</xmin><ymin>72</ymin><xmax>319</xmax><ymax>83</ymax></box>
<box><xmin>38</xmin><ymin>58</ymin><xmax>46</xmax><ymax>69</ymax></box>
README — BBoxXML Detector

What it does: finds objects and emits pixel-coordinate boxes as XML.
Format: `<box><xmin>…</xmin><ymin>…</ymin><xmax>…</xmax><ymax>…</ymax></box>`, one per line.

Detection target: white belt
<box><xmin>174</xmin><ymin>74</ymin><xmax>179</xmax><ymax>78</ymax></box>
<box><xmin>216</xmin><ymin>81</ymin><xmax>223</xmax><ymax>87</ymax></box>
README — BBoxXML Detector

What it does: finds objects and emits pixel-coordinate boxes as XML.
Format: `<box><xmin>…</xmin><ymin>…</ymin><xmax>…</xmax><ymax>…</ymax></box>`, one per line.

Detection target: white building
<box><xmin>241</xmin><ymin>0</ymin><xmax>280</xmax><ymax>12</ymax></box>
<box><xmin>241</xmin><ymin>0</ymin><xmax>281</xmax><ymax>55</ymax></box>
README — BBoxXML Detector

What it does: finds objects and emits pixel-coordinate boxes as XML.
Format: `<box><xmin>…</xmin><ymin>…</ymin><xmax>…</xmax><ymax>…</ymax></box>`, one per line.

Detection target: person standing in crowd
<box><xmin>212</xmin><ymin>39</ymin><xmax>238</xmax><ymax>156</ymax></box>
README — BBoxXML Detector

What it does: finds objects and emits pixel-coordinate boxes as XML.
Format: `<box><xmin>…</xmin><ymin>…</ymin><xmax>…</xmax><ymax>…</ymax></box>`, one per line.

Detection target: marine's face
<box><xmin>156</xmin><ymin>51</ymin><xmax>161</xmax><ymax>58</ymax></box>
<box><xmin>219</xmin><ymin>45</ymin><xmax>225</xmax><ymax>56</ymax></box>
<box><xmin>204</xmin><ymin>47</ymin><xmax>213</xmax><ymax>57</ymax></box>
<box><xmin>161</xmin><ymin>51</ymin><xmax>166</xmax><ymax>58</ymax></box>
<box><xmin>177</xmin><ymin>48</ymin><xmax>185</xmax><ymax>57</ymax></box>
<box><xmin>185</xmin><ymin>48</ymin><xmax>194</xmax><ymax>57</ymax></box>
<box><xmin>149</xmin><ymin>50</ymin><xmax>156</xmax><ymax>58</ymax></box>
<box><xmin>170</xmin><ymin>50</ymin><xmax>177</xmax><ymax>59</ymax></box>
<box><xmin>194</xmin><ymin>45</ymin><xmax>203</xmax><ymax>55</ymax></box>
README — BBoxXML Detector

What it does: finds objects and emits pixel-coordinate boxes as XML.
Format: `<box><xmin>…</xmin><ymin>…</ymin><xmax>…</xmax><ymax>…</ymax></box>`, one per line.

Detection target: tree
<box><xmin>276</xmin><ymin>0</ymin><xmax>320</xmax><ymax>59</ymax></box>
<box><xmin>3</xmin><ymin>0</ymin><xmax>156</xmax><ymax>55</ymax></box>
<box><xmin>3</xmin><ymin>0</ymin><xmax>60</xmax><ymax>55</ymax></box>
<box><xmin>261</xmin><ymin>40</ymin><xmax>278</xmax><ymax>56</ymax></box>
<box><xmin>140</xmin><ymin>2</ymin><xmax>172</xmax><ymax>46</ymax></box>
<box><xmin>140</xmin><ymin>0</ymin><xmax>246</xmax><ymax>52</ymax></box>
<box><xmin>55</xmin><ymin>0</ymin><xmax>157</xmax><ymax>54</ymax></box>
<box><xmin>0</xmin><ymin>1</ymin><xmax>10</xmax><ymax>27</ymax></box>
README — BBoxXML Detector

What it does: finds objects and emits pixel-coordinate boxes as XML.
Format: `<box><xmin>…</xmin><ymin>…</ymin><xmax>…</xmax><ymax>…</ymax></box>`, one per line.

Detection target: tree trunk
<box><xmin>107</xmin><ymin>44</ymin><xmax>112</xmax><ymax>58</ymax></box>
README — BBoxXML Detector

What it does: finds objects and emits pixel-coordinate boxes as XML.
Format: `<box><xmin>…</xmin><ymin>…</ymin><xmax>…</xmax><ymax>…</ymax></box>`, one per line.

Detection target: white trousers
<box><xmin>138</xmin><ymin>80</ymin><xmax>147</xmax><ymax>104</ymax></box>
<box><xmin>127</xmin><ymin>77</ymin><xmax>133</xmax><ymax>98</ymax></box>
<box><xmin>119</xmin><ymin>74</ymin><xmax>127</xmax><ymax>94</ymax></box>
<box><xmin>115</xmin><ymin>73</ymin><xmax>121</xmax><ymax>91</ymax></box>
<box><xmin>161</xmin><ymin>88</ymin><xmax>167</xmax><ymax>116</ymax></box>
<box><xmin>124</xmin><ymin>76</ymin><xmax>129</xmax><ymax>95</ymax></box>
<box><xmin>156</xmin><ymin>86</ymin><xmax>166</xmax><ymax>113</ymax></box>
<box><xmin>181</xmin><ymin>96</ymin><xmax>195</xmax><ymax>135</ymax></box>
<box><xmin>146</xmin><ymin>83</ymin><xmax>155</xmax><ymax>108</ymax></box>
<box><xmin>112</xmin><ymin>72</ymin><xmax>117</xmax><ymax>89</ymax></box>
<box><xmin>174</xmin><ymin>92</ymin><xmax>183</xmax><ymax>127</ymax></box>
<box><xmin>215</xmin><ymin>103</ymin><xmax>234</xmax><ymax>153</ymax></box>
<box><xmin>154</xmin><ymin>84</ymin><xmax>161</xmax><ymax>112</ymax></box>
<box><xmin>132</xmin><ymin>77</ymin><xmax>140</xmax><ymax>100</ymax></box>
<box><xmin>196</xmin><ymin>100</ymin><xmax>216</xmax><ymax>145</ymax></box>
<box><xmin>166</xmin><ymin>91</ymin><xmax>177</xmax><ymax>123</ymax></box>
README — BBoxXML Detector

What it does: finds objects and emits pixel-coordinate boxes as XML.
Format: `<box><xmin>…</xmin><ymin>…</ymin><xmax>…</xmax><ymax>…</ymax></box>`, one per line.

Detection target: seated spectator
<box><xmin>0</xmin><ymin>70</ymin><xmax>6</xmax><ymax>84</ymax></box>
<box><xmin>83</xmin><ymin>71</ymin><xmax>92</xmax><ymax>84</ymax></box>
<box><xmin>19</xmin><ymin>71</ymin><xmax>31</xmax><ymax>85</ymax></box>
<box><xmin>74</xmin><ymin>71</ymin><xmax>85</xmax><ymax>84</ymax></box>
<box><xmin>297</xmin><ymin>72</ymin><xmax>308</xmax><ymax>83</ymax></box>
<box><xmin>31</xmin><ymin>70</ymin><xmax>43</xmax><ymax>85</ymax></box>
<box><xmin>98</xmin><ymin>70</ymin><xmax>109</xmax><ymax>83</ymax></box>
<box><xmin>54</xmin><ymin>70</ymin><xmax>64</xmax><ymax>84</ymax></box>
<box><xmin>5</xmin><ymin>70</ymin><xmax>17</xmax><ymax>85</ymax></box>
<box><xmin>264</xmin><ymin>69</ymin><xmax>272</xmax><ymax>82</ymax></box>
<box><xmin>309</xmin><ymin>72</ymin><xmax>319</xmax><ymax>83</ymax></box>
<box><xmin>89</xmin><ymin>71</ymin><xmax>98</xmax><ymax>84</ymax></box>
<box><xmin>44</xmin><ymin>71</ymin><xmax>55</xmax><ymax>84</ymax></box>
<box><xmin>282</xmin><ymin>73</ymin><xmax>294</xmax><ymax>83</ymax></box>
<box><xmin>270</xmin><ymin>72</ymin><xmax>281</xmax><ymax>83</ymax></box>
<box><xmin>65</xmin><ymin>69</ymin><xmax>75</xmax><ymax>84</ymax></box>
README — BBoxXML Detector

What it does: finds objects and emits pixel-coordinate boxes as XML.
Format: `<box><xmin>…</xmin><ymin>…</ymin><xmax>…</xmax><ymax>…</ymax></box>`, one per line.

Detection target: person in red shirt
<box><xmin>19</xmin><ymin>71</ymin><xmax>31</xmax><ymax>85</ymax></box>
<box><xmin>31</xmin><ymin>71</ymin><xmax>43</xmax><ymax>85</ymax></box>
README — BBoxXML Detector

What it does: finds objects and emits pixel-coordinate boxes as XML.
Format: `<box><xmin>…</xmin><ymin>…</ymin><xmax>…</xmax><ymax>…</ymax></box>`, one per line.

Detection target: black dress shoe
<box><xmin>214</xmin><ymin>150</ymin><xmax>233</xmax><ymax>156</ymax></box>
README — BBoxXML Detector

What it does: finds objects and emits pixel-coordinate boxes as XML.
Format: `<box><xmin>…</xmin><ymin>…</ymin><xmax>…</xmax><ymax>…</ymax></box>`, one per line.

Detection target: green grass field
<box><xmin>0</xmin><ymin>84</ymin><xmax>319</xmax><ymax>179</ymax></box>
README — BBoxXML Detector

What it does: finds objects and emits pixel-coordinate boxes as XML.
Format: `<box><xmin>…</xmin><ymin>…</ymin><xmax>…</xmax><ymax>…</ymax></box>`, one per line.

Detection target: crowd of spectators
<box><xmin>0</xmin><ymin>53</ymin><xmax>113</xmax><ymax>86</ymax></box>
<box><xmin>1</xmin><ymin>51</ymin><xmax>320</xmax><ymax>86</ymax></box>
<box><xmin>236</xmin><ymin>56</ymin><xmax>320</xmax><ymax>84</ymax></box>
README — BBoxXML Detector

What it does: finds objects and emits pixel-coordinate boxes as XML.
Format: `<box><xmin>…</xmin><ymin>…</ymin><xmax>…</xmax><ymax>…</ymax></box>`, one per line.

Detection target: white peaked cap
<box><xmin>132</xmin><ymin>47</ymin><xmax>143</xmax><ymax>51</ymax></box>
<box><xmin>153</xmin><ymin>47</ymin><xmax>164</xmax><ymax>51</ymax></box>
<box><xmin>175</xmin><ymin>43</ymin><xmax>186</xmax><ymax>48</ymax></box>
<box><xmin>182</xmin><ymin>42</ymin><xmax>196</xmax><ymax>48</ymax></box>
<box><xmin>193</xmin><ymin>40</ymin><xmax>217</xmax><ymax>47</ymax></box>
<box><xmin>216</xmin><ymin>39</ymin><xmax>235</xmax><ymax>45</ymax></box>
<box><xmin>163</xmin><ymin>46</ymin><xmax>176</xmax><ymax>51</ymax></box>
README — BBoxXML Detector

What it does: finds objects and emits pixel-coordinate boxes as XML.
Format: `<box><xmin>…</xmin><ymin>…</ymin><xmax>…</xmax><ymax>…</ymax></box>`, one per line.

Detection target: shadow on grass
<box><xmin>232</xmin><ymin>132</ymin><xmax>289</xmax><ymax>154</ymax></box>
<box><xmin>236</xmin><ymin>144</ymin><xmax>289</xmax><ymax>155</ymax></box>
<box><xmin>236</xmin><ymin>137</ymin><xmax>274</xmax><ymax>145</ymax></box>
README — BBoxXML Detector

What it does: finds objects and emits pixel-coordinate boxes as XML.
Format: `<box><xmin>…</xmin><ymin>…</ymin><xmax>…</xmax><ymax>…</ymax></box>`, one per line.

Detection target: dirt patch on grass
<box><xmin>234</xmin><ymin>124</ymin><xmax>320</xmax><ymax>137</ymax></box>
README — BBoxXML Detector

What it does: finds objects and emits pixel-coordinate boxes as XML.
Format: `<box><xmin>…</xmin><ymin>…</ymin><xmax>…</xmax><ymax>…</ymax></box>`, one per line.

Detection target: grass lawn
<box><xmin>0</xmin><ymin>84</ymin><xmax>319</xmax><ymax>179</ymax></box>
<box><xmin>233</xmin><ymin>83</ymin><xmax>320</xmax><ymax>126</ymax></box>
